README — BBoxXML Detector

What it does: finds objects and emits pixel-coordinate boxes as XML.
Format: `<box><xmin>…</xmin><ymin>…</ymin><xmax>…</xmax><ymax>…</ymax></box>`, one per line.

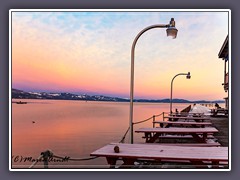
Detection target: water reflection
<box><xmin>12</xmin><ymin>99</ymin><xmax>193</xmax><ymax>168</ymax></box>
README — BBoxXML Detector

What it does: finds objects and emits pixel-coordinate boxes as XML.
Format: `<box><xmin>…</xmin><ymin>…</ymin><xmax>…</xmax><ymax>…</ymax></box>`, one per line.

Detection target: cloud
<box><xmin>12</xmin><ymin>11</ymin><xmax>229</xmax><ymax>100</ymax></box>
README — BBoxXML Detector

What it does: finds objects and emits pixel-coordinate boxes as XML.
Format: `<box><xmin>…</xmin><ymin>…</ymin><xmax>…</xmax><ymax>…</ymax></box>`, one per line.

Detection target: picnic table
<box><xmin>170</xmin><ymin>112</ymin><xmax>204</xmax><ymax>117</ymax></box>
<box><xmin>90</xmin><ymin>143</ymin><xmax>228</xmax><ymax>168</ymax></box>
<box><xmin>135</xmin><ymin>127</ymin><xmax>218</xmax><ymax>143</ymax></box>
<box><xmin>211</xmin><ymin>108</ymin><xmax>228</xmax><ymax>116</ymax></box>
<box><xmin>153</xmin><ymin>121</ymin><xmax>212</xmax><ymax>128</ymax></box>
<box><xmin>164</xmin><ymin>116</ymin><xmax>210</xmax><ymax>122</ymax></box>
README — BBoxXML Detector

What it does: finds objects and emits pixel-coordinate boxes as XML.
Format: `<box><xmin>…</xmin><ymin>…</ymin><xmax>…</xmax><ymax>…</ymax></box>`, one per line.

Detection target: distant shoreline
<box><xmin>11</xmin><ymin>97</ymin><xmax>224</xmax><ymax>104</ymax></box>
<box><xmin>12</xmin><ymin>88</ymin><xmax>224</xmax><ymax>104</ymax></box>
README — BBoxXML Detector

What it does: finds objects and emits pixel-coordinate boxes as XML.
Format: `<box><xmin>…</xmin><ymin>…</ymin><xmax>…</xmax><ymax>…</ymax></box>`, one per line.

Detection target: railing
<box><xmin>29</xmin><ymin>109</ymin><xmax>207</xmax><ymax>168</ymax></box>
<box><xmin>29</xmin><ymin>150</ymin><xmax>98</xmax><ymax>169</ymax></box>
<box><xmin>120</xmin><ymin>112</ymin><xmax>166</xmax><ymax>142</ymax></box>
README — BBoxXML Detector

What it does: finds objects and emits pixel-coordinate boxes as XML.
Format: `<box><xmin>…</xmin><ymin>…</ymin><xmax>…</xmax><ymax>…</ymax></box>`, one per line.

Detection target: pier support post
<box><xmin>153</xmin><ymin>115</ymin><xmax>155</xmax><ymax>128</ymax></box>
<box><xmin>41</xmin><ymin>150</ymin><xmax>53</xmax><ymax>168</ymax></box>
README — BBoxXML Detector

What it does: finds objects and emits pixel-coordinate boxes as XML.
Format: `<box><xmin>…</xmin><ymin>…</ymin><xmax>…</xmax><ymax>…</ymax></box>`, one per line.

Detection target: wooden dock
<box><xmin>90</xmin><ymin>111</ymin><xmax>229</xmax><ymax>169</ymax></box>
<box><xmin>210</xmin><ymin>116</ymin><xmax>229</xmax><ymax>147</ymax></box>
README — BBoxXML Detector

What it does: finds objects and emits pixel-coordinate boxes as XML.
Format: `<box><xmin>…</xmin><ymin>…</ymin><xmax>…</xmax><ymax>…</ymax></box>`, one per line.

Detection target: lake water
<box><xmin>11</xmin><ymin>99</ymin><xmax>207</xmax><ymax>168</ymax></box>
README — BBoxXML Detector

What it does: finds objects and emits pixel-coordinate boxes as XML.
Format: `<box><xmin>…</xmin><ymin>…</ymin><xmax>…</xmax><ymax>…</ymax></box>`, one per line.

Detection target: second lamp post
<box><xmin>170</xmin><ymin>72</ymin><xmax>191</xmax><ymax>114</ymax></box>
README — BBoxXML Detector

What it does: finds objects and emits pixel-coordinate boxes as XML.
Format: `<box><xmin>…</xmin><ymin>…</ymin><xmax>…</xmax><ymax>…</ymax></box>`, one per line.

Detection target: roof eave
<box><xmin>218</xmin><ymin>35</ymin><xmax>229</xmax><ymax>59</ymax></box>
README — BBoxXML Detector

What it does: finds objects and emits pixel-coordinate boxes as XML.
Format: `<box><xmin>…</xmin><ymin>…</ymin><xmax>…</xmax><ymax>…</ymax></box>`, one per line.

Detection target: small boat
<box><xmin>16</xmin><ymin>101</ymin><xmax>27</xmax><ymax>104</ymax></box>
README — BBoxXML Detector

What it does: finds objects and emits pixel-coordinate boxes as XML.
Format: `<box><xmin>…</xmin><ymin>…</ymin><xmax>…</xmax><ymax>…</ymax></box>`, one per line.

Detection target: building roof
<box><xmin>218</xmin><ymin>35</ymin><xmax>228</xmax><ymax>59</ymax></box>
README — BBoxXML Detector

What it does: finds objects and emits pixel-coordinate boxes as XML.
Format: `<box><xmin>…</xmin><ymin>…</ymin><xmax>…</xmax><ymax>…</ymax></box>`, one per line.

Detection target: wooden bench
<box><xmin>160</xmin><ymin>159</ymin><xmax>228</xmax><ymax>168</ymax></box>
<box><xmin>153</xmin><ymin>121</ymin><xmax>212</xmax><ymax>128</ymax></box>
<box><xmin>157</xmin><ymin>142</ymin><xmax>221</xmax><ymax>147</ymax></box>
<box><xmin>164</xmin><ymin>116</ymin><xmax>210</xmax><ymax>122</ymax></box>
<box><xmin>170</xmin><ymin>112</ymin><xmax>204</xmax><ymax>117</ymax></box>
<box><xmin>136</xmin><ymin>127</ymin><xmax>218</xmax><ymax>143</ymax></box>
<box><xmin>142</xmin><ymin>134</ymin><xmax>216</xmax><ymax>144</ymax></box>
<box><xmin>154</xmin><ymin>135</ymin><xmax>194</xmax><ymax>139</ymax></box>
<box><xmin>211</xmin><ymin>108</ymin><xmax>228</xmax><ymax>117</ymax></box>
<box><xmin>152</xmin><ymin>134</ymin><xmax>214</xmax><ymax>139</ymax></box>
<box><xmin>90</xmin><ymin>143</ymin><xmax>228</xmax><ymax>168</ymax></box>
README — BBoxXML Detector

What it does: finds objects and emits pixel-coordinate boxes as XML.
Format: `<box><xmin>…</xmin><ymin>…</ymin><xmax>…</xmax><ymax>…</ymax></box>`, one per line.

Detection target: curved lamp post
<box><xmin>170</xmin><ymin>72</ymin><xmax>191</xmax><ymax>114</ymax></box>
<box><xmin>129</xmin><ymin>18</ymin><xmax>178</xmax><ymax>144</ymax></box>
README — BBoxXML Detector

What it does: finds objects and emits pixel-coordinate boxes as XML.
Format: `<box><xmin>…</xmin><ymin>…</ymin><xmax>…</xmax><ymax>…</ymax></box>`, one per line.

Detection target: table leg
<box><xmin>212</xmin><ymin>161</ymin><xmax>220</xmax><ymax>168</ymax></box>
<box><xmin>191</xmin><ymin>133</ymin><xmax>205</xmax><ymax>143</ymax></box>
<box><xmin>202</xmin><ymin>133</ymin><xmax>208</xmax><ymax>142</ymax></box>
<box><xmin>120</xmin><ymin>158</ymin><xmax>136</xmax><ymax>168</ymax></box>
<box><xmin>165</xmin><ymin>124</ymin><xmax>171</xmax><ymax>128</ymax></box>
<box><xmin>160</xmin><ymin>123</ymin><xmax>163</xmax><ymax>128</ymax></box>
<box><xmin>149</xmin><ymin>133</ymin><xmax>160</xmax><ymax>143</ymax></box>
<box><xmin>190</xmin><ymin>160</ymin><xmax>208</xmax><ymax>168</ymax></box>
<box><xmin>145</xmin><ymin>132</ymin><xmax>152</xmax><ymax>143</ymax></box>
<box><xmin>106</xmin><ymin>157</ymin><xmax>117</xmax><ymax>168</ymax></box>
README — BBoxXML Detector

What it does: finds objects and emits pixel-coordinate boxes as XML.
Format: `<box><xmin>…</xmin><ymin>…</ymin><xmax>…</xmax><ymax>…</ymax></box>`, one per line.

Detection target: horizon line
<box><xmin>12</xmin><ymin>87</ymin><xmax>225</xmax><ymax>102</ymax></box>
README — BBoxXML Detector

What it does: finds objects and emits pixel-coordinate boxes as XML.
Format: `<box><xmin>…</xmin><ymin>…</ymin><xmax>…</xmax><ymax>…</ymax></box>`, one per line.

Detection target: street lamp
<box><xmin>129</xmin><ymin>18</ymin><xmax>178</xmax><ymax>144</ymax></box>
<box><xmin>170</xmin><ymin>72</ymin><xmax>191</xmax><ymax>114</ymax></box>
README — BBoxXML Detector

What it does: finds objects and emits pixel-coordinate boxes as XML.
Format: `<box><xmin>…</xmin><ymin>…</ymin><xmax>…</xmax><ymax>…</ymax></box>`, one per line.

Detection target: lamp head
<box><xmin>166</xmin><ymin>18</ymin><xmax>178</xmax><ymax>39</ymax></box>
<box><xmin>186</xmin><ymin>72</ymin><xmax>191</xmax><ymax>79</ymax></box>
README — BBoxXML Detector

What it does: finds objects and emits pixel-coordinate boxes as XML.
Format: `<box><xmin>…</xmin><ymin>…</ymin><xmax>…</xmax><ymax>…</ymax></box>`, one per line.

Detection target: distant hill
<box><xmin>11</xmin><ymin>88</ymin><xmax>225</xmax><ymax>103</ymax></box>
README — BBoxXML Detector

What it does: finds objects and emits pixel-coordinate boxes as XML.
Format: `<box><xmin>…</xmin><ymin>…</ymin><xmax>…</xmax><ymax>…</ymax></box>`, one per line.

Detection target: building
<box><xmin>218</xmin><ymin>35</ymin><xmax>229</xmax><ymax>109</ymax></box>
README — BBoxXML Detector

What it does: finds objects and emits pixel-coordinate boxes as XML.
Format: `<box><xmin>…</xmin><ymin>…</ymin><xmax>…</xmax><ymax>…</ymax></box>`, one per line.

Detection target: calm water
<box><xmin>11</xmin><ymin>99</ymin><xmax>199</xmax><ymax>168</ymax></box>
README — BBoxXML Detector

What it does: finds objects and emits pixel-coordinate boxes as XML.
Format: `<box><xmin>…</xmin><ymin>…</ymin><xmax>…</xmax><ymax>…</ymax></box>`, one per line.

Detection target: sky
<box><xmin>11</xmin><ymin>10</ymin><xmax>229</xmax><ymax>101</ymax></box>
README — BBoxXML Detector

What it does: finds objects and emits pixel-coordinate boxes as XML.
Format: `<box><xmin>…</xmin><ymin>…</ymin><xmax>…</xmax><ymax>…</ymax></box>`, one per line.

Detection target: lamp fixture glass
<box><xmin>166</xmin><ymin>27</ymin><xmax>178</xmax><ymax>39</ymax></box>
<box><xmin>166</xmin><ymin>18</ymin><xmax>178</xmax><ymax>39</ymax></box>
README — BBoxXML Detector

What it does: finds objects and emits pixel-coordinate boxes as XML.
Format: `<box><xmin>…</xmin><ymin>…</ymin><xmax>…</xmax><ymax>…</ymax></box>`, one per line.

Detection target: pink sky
<box><xmin>12</xmin><ymin>11</ymin><xmax>229</xmax><ymax>100</ymax></box>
